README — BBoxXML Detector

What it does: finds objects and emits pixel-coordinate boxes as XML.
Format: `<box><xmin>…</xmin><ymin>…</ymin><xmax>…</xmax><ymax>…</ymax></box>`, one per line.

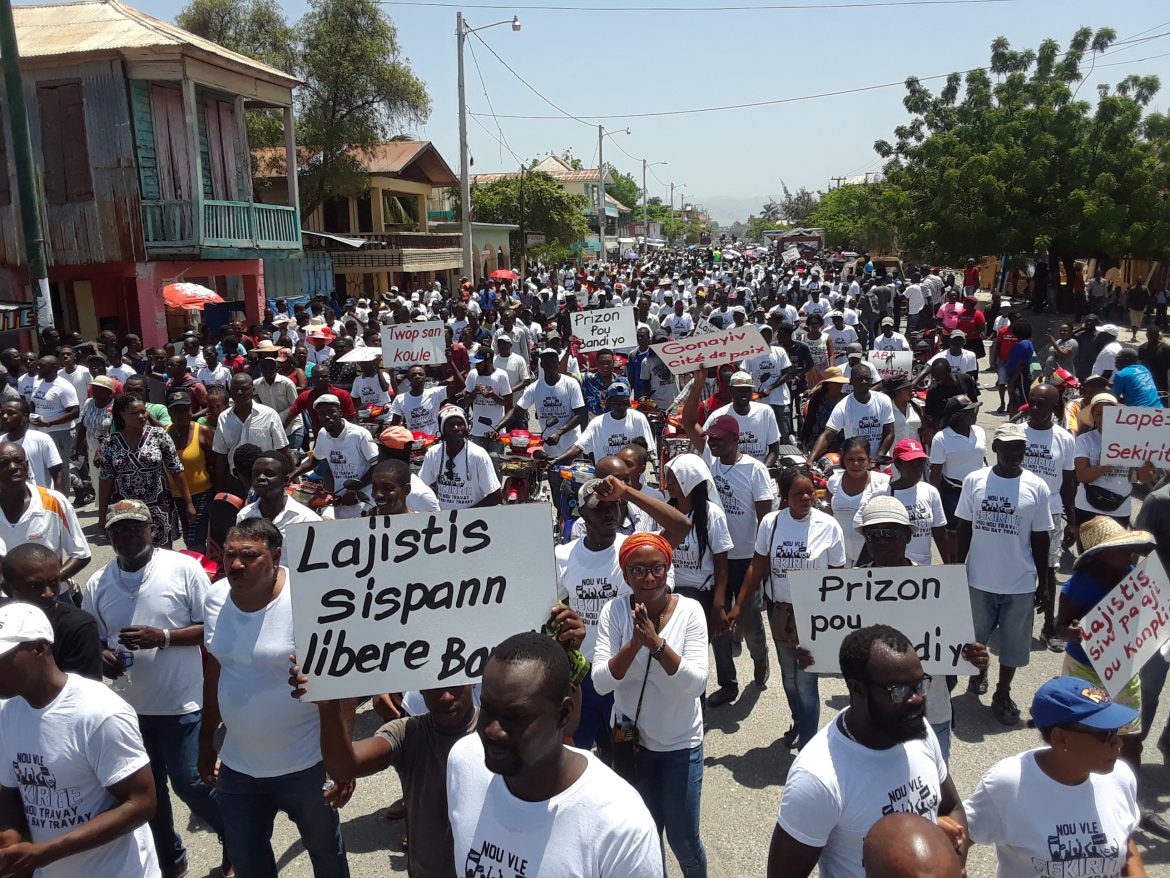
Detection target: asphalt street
<box><xmin>75</xmin><ymin>315</ymin><xmax>1170</xmax><ymax>877</ymax></box>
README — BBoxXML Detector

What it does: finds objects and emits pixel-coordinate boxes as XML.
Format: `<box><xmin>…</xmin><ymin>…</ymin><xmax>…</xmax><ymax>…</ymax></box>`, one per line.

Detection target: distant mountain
<box><xmin>699</xmin><ymin>194</ymin><xmax>769</xmax><ymax>226</ymax></box>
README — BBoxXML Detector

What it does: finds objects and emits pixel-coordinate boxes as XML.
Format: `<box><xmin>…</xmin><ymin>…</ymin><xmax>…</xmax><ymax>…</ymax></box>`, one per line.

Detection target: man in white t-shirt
<box><xmin>1021</xmin><ymin>383</ymin><xmax>1077</xmax><ymax>653</ymax></box>
<box><xmin>447</xmin><ymin>631</ymin><xmax>662</xmax><ymax>878</ymax></box>
<box><xmin>1092</xmin><ymin>324</ymin><xmax>1123</xmax><ymax>377</ymax></box>
<box><xmin>826</xmin><ymin>313</ymin><xmax>859</xmax><ymax>366</ymax></box>
<box><xmin>80</xmin><ymin>499</ymin><xmax>222</xmax><ymax>877</ymax></box>
<box><xmin>418</xmin><ymin>406</ymin><xmax>501</xmax><ymax>509</ymax></box>
<box><xmin>551</xmin><ymin>384</ymin><xmax>655</xmax><ymax>465</ymax></box>
<box><xmin>212</xmin><ymin>373</ymin><xmax>291</xmax><ymax>489</ymax></box>
<box><xmin>1</xmin><ymin>397</ymin><xmax>63</xmax><ymax>491</ymax></box>
<box><xmin>237</xmin><ymin>451</ymin><xmax>321</xmax><ymax>534</ymax></box>
<box><xmin>0</xmin><ymin>602</ymin><xmax>161</xmax><ymax>877</ymax></box>
<box><xmin>703</xmin><ymin>371</ymin><xmax>781</xmax><ymax>465</ymax></box>
<box><xmin>29</xmin><ymin>355</ymin><xmax>80</xmax><ymax>490</ymax></box>
<box><xmin>810</xmin><ymin>364</ymin><xmax>896</xmax><ymax>461</ymax></box>
<box><xmin>872</xmin><ymin>316</ymin><xmax>910</xmax><ymax>352</ymax></box>
<box><xmin>493</xmin><ymin>336</ymin><xmax>531</xmax><ymax>392</ymax></box>
<box><xmin>462</xmin><ymin>355</ymin><xmax>513</xmax><ymax>447</ymax></box>
<box><xmin>294</xmin><ymin>395</ymin><xmax>379</xmax><ymax>519</ymax></box>
<box><xmin>766</xmin><ymin>624</ymin><xmax>969</xmax><ymax>878</ymax></box>
<box><xmin>506</xmin><ymin>350</ymin><xmax>587</xmax><ymax>460</ymax></box>
<box><xmin>661</xmin><ymin>300</ymin><xmax>694</xmax><ymax>338</ymax></box>
<box><xmin>389</xmin><ymin>365</ymin><xmax>448</xmax><ymax>436</ymax></box>
<box><xmin>200</xmin><ymin>517</ymin><xmax>350</xmax><ymax>877</ymax></box>
<box><xmin>904</xmin><ymin>273</ymin><xmax>926</xmax><ymax>333</ymax></box>
<box><xmin>928</xmin><ymin>331</ymin><xmax>978</xmax><ymax>379</ymax></box>
<box><xmin>955</xmin><ymin>422</ymin><xmax>1052</xmax><ymax>726</ymax></box>
<box><xmin>743</xmin><ymin>326</ymin><xmax>795</xmax><ymax>439</ymax></box>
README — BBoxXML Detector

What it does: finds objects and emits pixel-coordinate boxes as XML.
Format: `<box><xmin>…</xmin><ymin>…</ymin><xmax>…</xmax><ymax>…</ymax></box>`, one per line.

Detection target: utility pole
<box><xmin>830</xmin><ymin>176</ymin><xmax>846</xmax><ymax>190</ymax></box>
<box><xmin>641</xmin><ymin>158</ymin><xmax>648</xmax><ymax>256</ymax></box>
<box><xmin>0</xmin><ymin>0</ymin><xmax>50</xmax><ymax>335</ymax></box>
<box><xmin>517</xmin><ymin>163</ymin><xmax>525</xmax><ymax>277</ymax></box>
<box><xmin>456</xmin><ymin>12</ymin><xmax>473</xmax><ymax>281</ymax></box>
<box><xmin>596</xmin><ymin>124</ymin><xmax>605</xmax><ymax>262</ymax></box>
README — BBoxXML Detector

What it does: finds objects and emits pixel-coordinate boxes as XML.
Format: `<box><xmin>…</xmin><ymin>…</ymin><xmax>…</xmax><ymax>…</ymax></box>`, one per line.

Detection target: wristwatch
<box><xmin>651</xmin><ymin>639</ymin><xmax>666</xmax><ymax>658</ymax></box>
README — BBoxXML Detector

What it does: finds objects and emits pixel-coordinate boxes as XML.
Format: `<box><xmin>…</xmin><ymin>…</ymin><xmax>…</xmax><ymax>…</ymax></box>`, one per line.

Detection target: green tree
<box><xmin>763</xmin><ymin>182</ymin><xmax>820</xmax><ymax>226</ymax></box>
<box><xmin>806</xmin><ymin>183</ymin><xmax>899</xmax><ymax>252</ymax></box>
<box><xmin>609</xmin><ymin>169</ymin><xmax>640</xmax><ymax>211</ymax></box>
<box><xmin>450</xmin><ymin>171</ymin><xmax>590</xmax><ymax>247</ymax></box>
<box><xmin>876</xmin><ymin>27</ymin><xmax>1170</xmax><ymax>278</ymax></box>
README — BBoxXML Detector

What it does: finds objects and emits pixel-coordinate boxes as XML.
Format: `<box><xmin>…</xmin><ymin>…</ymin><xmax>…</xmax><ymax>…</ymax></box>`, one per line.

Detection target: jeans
<box><xmin>906</xmin><ymin>310</ymin><xmax>924</xmax><ymax>335</ymax></box>
<box><xmin>176</xmin><ymin>489</ymin><xmax>212</xmax><ymax>553</ymax></box>
<box><xmin>774</xmin><ymin>640</ymin><xmax>821</xmax><ymax>748</ymax></box>
<box><xmin>633</xmin><ymin>744</ymin><xmax>707</xmax><ymax>878</ymax></box>
<box><xmin>138</xmin><ymin>712</ymin><xmax>223</xmax><ymax>871</ymax></box>
<box><xmin>573</xmin><ymin>673</ymin><xmax>615</xmax><ymax>752</ymax></box>
<box><xmin>771</xmin><ymin>405</ymin><xmax>793</xmax><ymax>444</ymax></box>
<box><xmin>712</xmin><ymin>559</ymin><xmax>769</xmax><ymax>690</ymax></box>
<box><xmin>217</xmin><ymin>761</ymin><xmax>349</xmax><ymax>878</ymax></box>
<box><xmin>46</xmin><ymin>427</ymin><xmax>74</xmax><ymax>497</ymax></box>
<box><xmin>930</xmin><ymin>721</ymin><xmax>952</xmax><ymax>764</ymax></box>
<box><xmin>1140</xmin><ymin>655</ymin><xmax>1169</xmax><ymax>741</ymax></box>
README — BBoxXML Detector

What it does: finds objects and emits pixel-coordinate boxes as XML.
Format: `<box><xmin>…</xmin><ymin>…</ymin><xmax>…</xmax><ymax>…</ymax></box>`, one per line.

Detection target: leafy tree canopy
<box><xmin>451</xmin><ymin>171</ymin><xmax>590</xmax><ymax>247</ymax></box>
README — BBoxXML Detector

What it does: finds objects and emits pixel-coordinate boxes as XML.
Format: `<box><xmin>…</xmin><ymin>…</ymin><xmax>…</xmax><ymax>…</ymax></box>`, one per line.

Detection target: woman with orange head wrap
<box><xmin>592</xmin><ymin>529</ymin><xmax>711</xmax><ymax>876</ymax></box>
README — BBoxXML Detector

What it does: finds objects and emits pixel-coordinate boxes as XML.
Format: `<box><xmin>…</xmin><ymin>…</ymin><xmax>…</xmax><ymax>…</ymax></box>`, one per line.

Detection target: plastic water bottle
<box><xmin>111</xmin><ymin>646</ymin><xmax>134</xmax><ymax>691</ymax></box>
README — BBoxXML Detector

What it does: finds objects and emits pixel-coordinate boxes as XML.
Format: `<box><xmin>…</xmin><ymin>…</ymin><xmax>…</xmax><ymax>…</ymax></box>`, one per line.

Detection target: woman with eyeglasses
<box><xmin>592</xmin><ymin>531</ymin><xmax>709</xmax><ymax>878</ymax></box>
<box><xmin>732</xmin><ymin>465</ymin><xmax>846</xmax><ymax>750</ymax></box>
<box><xmin>964</xmin><ymin>676</ymin><xmax>1146</xmax><ymax>878</ymax></box>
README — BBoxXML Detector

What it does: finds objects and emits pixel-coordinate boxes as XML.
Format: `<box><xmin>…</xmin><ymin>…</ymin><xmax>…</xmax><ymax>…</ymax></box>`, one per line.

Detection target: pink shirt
<box><xmin>937</xmin><ymin>302</ymin><xmax>965</xmax><ymax>331</ymax></box>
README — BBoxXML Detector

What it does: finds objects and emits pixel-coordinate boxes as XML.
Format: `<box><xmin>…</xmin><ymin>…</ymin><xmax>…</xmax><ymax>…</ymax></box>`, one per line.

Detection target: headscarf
<box><xmin>665</xmin><ymin>453</ymin><xmax>722</xmax><ymax>510</ymax></box>
<box><xmin>618</xmin><ymin>531</ymin><xmax>673</xmax><ymax>571</ymax></box>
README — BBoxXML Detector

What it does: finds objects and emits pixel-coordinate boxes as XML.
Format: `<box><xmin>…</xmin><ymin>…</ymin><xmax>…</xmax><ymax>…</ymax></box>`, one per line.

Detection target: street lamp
<box><xmin>595</xmin><ymin>125</ymin><xmax>631</xmax><ymax>262</ymax></box>
<box><xmin>641</xmin><ymin>160</ymin><xmax>666</xmax><ymax>253</ymax></box>
<box><xmin>457</xmin><ymin>12</ymin><xmax>520</xmax><ymax>281</ymax></box>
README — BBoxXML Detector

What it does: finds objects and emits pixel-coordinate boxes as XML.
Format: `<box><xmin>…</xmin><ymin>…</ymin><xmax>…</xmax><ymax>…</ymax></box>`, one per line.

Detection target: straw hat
<box><xmin>1078</xmin><ymin>391</ymin><xmax>1119</xmax><ymax>430</ymax></box>
<box><xmin>1073</xmin><ymin>516</ymin><xmax>1155</xmax><ymax>569</ymax></box>
<box><xmin>813</xmin><ymin>366</ymin><xmax>849</xmax><ymax>392</ymax></box>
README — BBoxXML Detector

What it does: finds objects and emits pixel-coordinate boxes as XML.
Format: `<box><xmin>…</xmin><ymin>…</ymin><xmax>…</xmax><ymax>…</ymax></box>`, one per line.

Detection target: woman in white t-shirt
<box><xmin>1073</xmin><ymin>393</ymin><xmax>1152</xmax><ymax>530</ymax></box>
<box><xmin>827</xmin><ymin>436</ymin><xmax>891</xmax><ymax>565</ymax></box>
<box><xmin>592</xmin><ymin>531</ymin><xmax>709</xmax><ymax>878</ymax></box>
<box><xmin>929</xmin><ymin>394</ymin><xmax>985</xmax><ymax>563</ymax></box>
<box><xmin>735</xmin><ymin>465</ymin><xmax>846</xmax><ymax>750</ymax></box>
<box><xmin>662</xmin><ymin>454</ymin><xmax>734</xmax><ymax>627</ymax></box>
<box><xmin>964</xmin><ymin>676</ymin><xmax>1145</xmax><ymax>878</ymax></box>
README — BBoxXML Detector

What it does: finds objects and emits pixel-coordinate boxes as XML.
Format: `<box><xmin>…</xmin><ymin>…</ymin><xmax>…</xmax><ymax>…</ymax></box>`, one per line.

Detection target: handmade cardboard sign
<box><xmin>1099</xmin><ymin>405</ymin><xmax>1170</xmax><ymax>467</ymax></box>
<box><xmin>287</xmin><ymin>505</ymin><xmax>557</xmax><ymax>700</ymax></box>
<box><xmin>650</xmin><ymin>326</ymin><xmax>768</xmax><ymax>376</ymax></box>
<box><xmin>572</xmin><ymin>306</ymin><xmax>637</xmax><ymax>352</ymax></box>
<box><xmin>380</xmin><ymin>322</ymin><xmax>447</xmax><ymax>366</ymax></box>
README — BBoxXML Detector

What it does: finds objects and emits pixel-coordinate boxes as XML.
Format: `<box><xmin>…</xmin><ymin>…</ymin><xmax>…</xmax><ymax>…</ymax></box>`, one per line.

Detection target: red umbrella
<box><xmin>489</xmin><ymin>269</ymin><xmax>517</xmax><ymax>281</ymax></box>
<box><xmin>162</xmin><ymin>282</ymin><xmax>225</xmax><ymax>310</ymax></box>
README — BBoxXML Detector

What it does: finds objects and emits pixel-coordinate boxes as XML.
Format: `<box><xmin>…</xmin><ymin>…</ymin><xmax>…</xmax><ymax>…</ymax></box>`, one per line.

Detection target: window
<box><xmin>37</xmin><ymin>82</ymin><xmax>93</xmax><ymax>204</ymax></box>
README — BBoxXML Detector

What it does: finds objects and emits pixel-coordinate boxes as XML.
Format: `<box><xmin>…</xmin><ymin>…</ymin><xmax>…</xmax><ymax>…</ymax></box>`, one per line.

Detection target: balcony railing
<box><xmin>141</xmin><ymin>200</ymin><xmax>301</xmax><ymax>252</ymax></box>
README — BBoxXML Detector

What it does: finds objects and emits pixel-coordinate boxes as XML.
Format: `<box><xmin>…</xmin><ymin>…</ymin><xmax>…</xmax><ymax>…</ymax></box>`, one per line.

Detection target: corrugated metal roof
<box><xmin>10</xmin><ymin>0</ymin><xmax>299</xmax><ymax>86</ymax></box>
<box><xmin>253</xmin><ymin>141</ymin><xmax>458</xmax><ymax>187</ymax></box>
<box><xmin>470</xmin><ymin>167</ymin><xmax>608</xmax><ymax>185</ymax></box>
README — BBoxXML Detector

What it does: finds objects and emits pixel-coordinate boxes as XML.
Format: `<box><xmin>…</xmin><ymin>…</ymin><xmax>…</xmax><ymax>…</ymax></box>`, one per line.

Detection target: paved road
<box><xmin>75</xmin><ymin>315</ymin><xmax>1170</xmax><ymax>877</ymax></box>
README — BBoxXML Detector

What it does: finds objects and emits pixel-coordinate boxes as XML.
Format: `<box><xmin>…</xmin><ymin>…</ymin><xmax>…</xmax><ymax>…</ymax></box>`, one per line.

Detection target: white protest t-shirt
<box><xmin>704</xmin><ymin>401</ymin><xmax>781</xmax><ymax>462</ymax></box>
<box><xmin>518</xmin><ymin>374</ymin><xmax>586</xmax><ymax>457</ymax></box>
<box><xmin>418</xmin><ymin>441</ymin><xmax>501</xmax><ymax>509</ymax></box>
<box><xmin>447</xmin><ymin>735</ymin><xmax>662</xmax><ymax>878</ymax></box>
<box><xmin>389</xmin><ymin>386</ymin><xmax>448</xmax><ymax>435</ymax></box>
<box><xmin>81</xmin><ymin>549</ymin><xmax>211</xmax><ymax>716</ymax></box>
<box><xmin>873</xmin><ymin>332</ymin><xmax>910</xmax><ymax>352</ymax></box>
<box><xmin>955</xmin><ymin>467</ymin><xmax>1053</xmax><ymax>595</ymax></box>
<box><xmin>555</xmin><ymin>535</ymin><xmax>629</xmax><ymax>661</ymax></box>
<box><xmin>827</xmin><ymin>471</ymin><xmax>891</xmax><ymax>564</ymax></box>
<box><xmin>669</xmin><ymin>501</ymin><xmax>734</xmax><ymax>590</ymax></box>
<box><xmin>702</xmin><ymin>449</ymin><xmax>775</xmax><ymax>560</ymax></box>
<box><xmin>778</xmin><ymin>712</ymin><xmax>947</xmax><ymax>878</ymax></box>
<box><xmin>826</xmin><ymin>392</ymin><xmax>895</xmax><ymax>457</ymax></box>
<box><xmin>0</xmin><ymin>675</ymin><xmax>161</xmax><ymax>878</ymax></box>
<box><xmin>313</xmin><ymin>421</ymin><xmax>379</xmax><ymax>484</ymax></box>
<box><xmin>31</xmin><ymin>375</ymin><xmax>80</xmax><ymax>432</ymax></box>
<box><xmin>928</xmin><ymin>425</ymin><xmax>987</xmax><ymax>481</ymax></box>
<box><xmin>964</xmin><ymin>749</ymin><xmax>1139</xmax><ymax>878</ymax></box>
<box><xmin>754</xmin><ymin>507</ymin><xmax>846</xmax><ymax>603</ymax></box>
<box><xmin>9</xmin><ymin>427</ymin><xmax>62</xmax><ymax>489</ymax></box>
<box><xmin>743</xmin><ymin>346</ymin><xmax>793</xmax><ymax>407</ymax></box>
<box><xmin>1024</xmin><ymin>424</ymin><xmax>1076</xmax><ymax>514</ymax></box>
<box><xmin>929</xmin><ymin>348</ymin><xmax>978</xmax><ymax>375</ymax></box>
<box><xmin>827</xmin><ymin>325</ymin><xmax>859</xmax><ymax>364</ymax></box>
<box><xmin>350</xmin><ymin>373</ymin><xmax>391</xmax><ymax>408</ymax></box>
<box><xmin>1074</xmin><ymin>430</ymin><xmax>1133</xmax><ymax>518</ymax></box>
<box><xmin>203</xmin><ymin>576</ymin><xmax>322</xmax><ymax>777</ymax></box>
<box><xmin>465</xmin><ymin>368</ymin><xmax>513</xmax><ymax>437</ymax></box>
<box><xmin>237</xmin><ymin>495</ymin><xmax>322</xmax><ymax>536</ymax></box>
<box><xmin>577</xmin><ymin>409</ymin><xmax>655</xmax><ymax>461</ymax></box>
<box><xmin>854</xmin><ymin>483</ymin><xmax>947</xmax><ymax>566</ymax></box>
<box><xmin>406</xmin><ymin>474</ymin><xmax>441</xmax><ymax>513</ymax></box>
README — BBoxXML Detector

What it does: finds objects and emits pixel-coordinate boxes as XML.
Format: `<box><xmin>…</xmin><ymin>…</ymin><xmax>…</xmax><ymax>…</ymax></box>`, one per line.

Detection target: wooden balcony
<box><xmin>142</xmin><ymin>200</ymin><xmax>301</xmax><ymax>254</ymax></box>
<box><xmin>310</xmin><ymin>230</ymin><xmax>464</xmax><ymax>273</ymax></box>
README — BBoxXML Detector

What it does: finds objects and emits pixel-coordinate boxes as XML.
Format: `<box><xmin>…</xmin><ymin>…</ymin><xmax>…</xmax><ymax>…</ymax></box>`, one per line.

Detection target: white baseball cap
<box><xmin>0</xmin><ymin>602</ymin><xmax>54</xmax><ymax>658</ymax></box>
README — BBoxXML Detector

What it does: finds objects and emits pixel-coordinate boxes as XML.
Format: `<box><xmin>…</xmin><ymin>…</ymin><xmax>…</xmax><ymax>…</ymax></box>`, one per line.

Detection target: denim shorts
<box><xmin>996</xmin><ymin>364</ymin><xmax>1010</xmax><ymax>385</ymax></box>
<box><xmin>969</xmin><ymin>588</ymin><xmax>1033</xmax><ymax>668</ymax></box>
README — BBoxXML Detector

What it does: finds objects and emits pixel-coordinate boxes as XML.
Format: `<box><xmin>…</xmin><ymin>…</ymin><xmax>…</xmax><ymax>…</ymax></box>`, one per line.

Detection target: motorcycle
<box><xmin>494</xmin><ymin>429</ymin><xmax>546</xmax><ymax>504</ymax></box>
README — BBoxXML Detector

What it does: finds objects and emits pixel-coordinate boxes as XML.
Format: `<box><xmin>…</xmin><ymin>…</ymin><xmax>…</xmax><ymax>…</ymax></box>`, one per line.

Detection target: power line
<box><xmin>382</xmin><ymin>0</ymin><xmax>1017</xmax><ymax>11</ymax></box>
<box><xmin>469</xmin><ymin>29</ymin><xmax>593</xmax><ymax>128</ymax></box>
<box><xmin>467</xmin><ymin>29</ymin><xmax>1170</xmax><ymax>122</ymax></box>
<box><xmin>466</xmin><ymin>39</ymin><xmax>516</xmax><ymax>165</ymax></box>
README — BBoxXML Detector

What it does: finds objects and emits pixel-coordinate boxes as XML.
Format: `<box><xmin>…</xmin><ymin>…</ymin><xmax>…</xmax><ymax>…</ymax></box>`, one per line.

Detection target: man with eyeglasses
<box><xmin>766</xmin><ymin>624</ymin><xmax>971</xmax><ymax>878</ymax></box>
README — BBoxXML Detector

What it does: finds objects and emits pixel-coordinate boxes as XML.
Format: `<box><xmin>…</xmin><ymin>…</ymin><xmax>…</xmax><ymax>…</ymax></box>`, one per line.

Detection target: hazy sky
<box><xmin>132</xmin><ymin>0</ymin><xmax>1170</xmax><ymax>222</ymax></box>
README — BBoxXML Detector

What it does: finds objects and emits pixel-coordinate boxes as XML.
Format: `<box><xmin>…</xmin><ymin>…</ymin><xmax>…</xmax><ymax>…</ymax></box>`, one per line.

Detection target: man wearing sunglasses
<box><xmin>767</xmin><ymin>622</ymin><xmax>971</xmax><ymax>878</ymax></box>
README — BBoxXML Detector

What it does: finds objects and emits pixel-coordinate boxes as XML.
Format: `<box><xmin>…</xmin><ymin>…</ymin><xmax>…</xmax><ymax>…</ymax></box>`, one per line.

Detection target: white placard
<box><xmin>1099</xmin><ymin>405</ymin><xmax>1170</xmax><ymax>467</ymax></box>
<box><xmin>649</xmin><ymin>326</ymin><xmax>768</xmax><ymax>377</ymax></box>
<box><xmin>789</xmin><ymin>565</ymin><xmax>979</xmax><ymax>675</ymax></box>
<box><xmin>338</xmin><ymin>346</ymin><xmax>381</xmax><ymax>363</ymax></box>
<box><xmin>380</xmin><ymin>321</ymin><xmax>448</xmax><ymax>367</ymax></box>
<box><xmin>1080</xmin><ymin>552</ymin><xmax>1170</xmax><ymax>698</ymax></box>
<box><xmin>571</xmin><ymin>305</ymin><xmax>637</xmax><ymax>352</ymax></box>
<box><xmin>782</xmin><ymin>246</ymin><xmax>801</xmax><ymax>264</ymax></box>
<box><xmin>286</xmin><ymin>505</ymin><xmax>557</xmax><ymax>701</ymax></box>
<box><xmin>866</xmin><ymin>349</ymin><xmax>914</xmax><ymax>382</ymax></box>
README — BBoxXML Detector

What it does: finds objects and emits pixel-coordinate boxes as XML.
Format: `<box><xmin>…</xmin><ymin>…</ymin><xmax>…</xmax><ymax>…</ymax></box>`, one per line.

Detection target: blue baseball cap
<box><xmin>1030</xmin><ymin>677</ymin><xmax>1139</xmax><ymax>730</ymax></box>
<box><xmin>606</xmin><ymin>384</ymin><xmax>630</xmax><ymax>399</ymax></box>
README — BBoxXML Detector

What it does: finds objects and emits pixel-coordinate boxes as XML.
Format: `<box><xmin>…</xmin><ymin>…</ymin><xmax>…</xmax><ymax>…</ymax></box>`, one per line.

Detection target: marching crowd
<box><xmin>0</xmin><ymin>246</ymin><xmax>1168</xmax><ymax>878</ymax></box>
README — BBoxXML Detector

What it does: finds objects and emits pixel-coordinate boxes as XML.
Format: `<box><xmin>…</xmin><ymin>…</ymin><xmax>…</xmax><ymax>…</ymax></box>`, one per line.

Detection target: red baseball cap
<box><xmin>705</xmin><ymin>415</ymin><xmax>740</xmax><ymax>439</ymax></box>
<box><xmin>893</xmin><ymin>439</ymin><xmax>928</xmax><ymax>462</ymax></box>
